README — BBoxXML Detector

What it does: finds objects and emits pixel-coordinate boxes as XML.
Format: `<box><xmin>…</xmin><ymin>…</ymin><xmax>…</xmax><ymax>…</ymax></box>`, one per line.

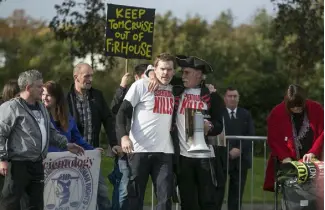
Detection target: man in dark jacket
<box><xmin>216</xmin><ymin>87</ymin><xmax>255</xmax><ymax>210</ymax></box>
<box><xmin>66</xmin><ymin>63</ymin><xmax>120</xmax><ymax>210</ymax></box>
<box><xmin>109</xmin><ymin>63</ymin><xmax>148</xmax><ymax>210</ymax></box>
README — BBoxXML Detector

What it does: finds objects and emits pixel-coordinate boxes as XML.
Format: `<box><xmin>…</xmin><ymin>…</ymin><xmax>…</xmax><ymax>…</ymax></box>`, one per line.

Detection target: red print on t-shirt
<box><xmin>153</xmin><ymin>90</ymin><xmax>174</xmax><ymax>115</ymax></box>
<box><xmin>179</xmin><ymin>94</ymin><xmax>205</xmax><ymax>115</ymax></box>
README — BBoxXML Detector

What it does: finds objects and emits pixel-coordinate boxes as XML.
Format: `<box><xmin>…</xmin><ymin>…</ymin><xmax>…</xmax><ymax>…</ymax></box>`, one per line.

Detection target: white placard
<box><xmin>43</xmin><ymin>150</ymin><xmax>101</xmax><ymax>210</ymax></box>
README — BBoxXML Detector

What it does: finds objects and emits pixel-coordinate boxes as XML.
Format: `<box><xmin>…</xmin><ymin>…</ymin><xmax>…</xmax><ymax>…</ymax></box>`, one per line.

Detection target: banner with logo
<box><xmin>43</xmin><ymin>150</ymin><xmax>101</xmax><ymax>210</ymax></box>
<box><xmin>105</xmin><ymin>3</ymin><xmax>155</xmax><ymax>60</ymax></box>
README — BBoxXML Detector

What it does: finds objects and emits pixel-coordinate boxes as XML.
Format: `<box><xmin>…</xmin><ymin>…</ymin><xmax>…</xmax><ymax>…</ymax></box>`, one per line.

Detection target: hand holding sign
<box><xmin>67</xmin><ymin>143</ymin><xmax>84</xmax><ymax>156</ymax></box>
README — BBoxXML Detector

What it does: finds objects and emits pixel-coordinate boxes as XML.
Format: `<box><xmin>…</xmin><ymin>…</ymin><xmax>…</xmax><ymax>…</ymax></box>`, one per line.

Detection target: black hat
<box><xmin>175</xmin><ymin>55</ymin><xmax>213</xmax><ymax>73</ymax></box>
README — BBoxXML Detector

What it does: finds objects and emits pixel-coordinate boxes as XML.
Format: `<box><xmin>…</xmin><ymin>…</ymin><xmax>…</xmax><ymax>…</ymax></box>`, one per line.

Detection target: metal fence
<box><xmin>149</xmin><ymin>135</ymin><xmax>270</xmax><ymax>210</ymax></box>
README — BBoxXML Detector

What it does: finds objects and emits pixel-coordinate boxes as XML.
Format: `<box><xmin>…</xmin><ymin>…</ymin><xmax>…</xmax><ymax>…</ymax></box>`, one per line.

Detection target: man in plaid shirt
<box><xmin>67</xmin><ymin>63</ymin><xmax>121</xmax><ymax>210</ymax></box>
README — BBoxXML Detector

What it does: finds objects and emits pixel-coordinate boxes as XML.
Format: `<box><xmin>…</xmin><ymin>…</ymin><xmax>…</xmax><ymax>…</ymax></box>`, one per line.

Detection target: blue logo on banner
<box><xmin>44</xmin><ymin>157</ymin><xmax>94</xmax><ymax>210</ymax></box>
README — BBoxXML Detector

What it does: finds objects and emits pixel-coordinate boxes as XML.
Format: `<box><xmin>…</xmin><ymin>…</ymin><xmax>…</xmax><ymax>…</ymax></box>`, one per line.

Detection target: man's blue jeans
<box><xmin>97</xmin><ymin>172</ymin><xmax>112</xmax><ymax>210</ymax></box>
<box><xmin>109</xmin><ymin>156</ymin><xmax>129</xmax><ymax>210</ymax></box>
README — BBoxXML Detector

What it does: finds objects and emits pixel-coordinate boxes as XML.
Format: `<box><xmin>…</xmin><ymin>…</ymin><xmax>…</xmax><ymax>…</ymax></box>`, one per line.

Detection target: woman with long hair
<box><xmin>42</xmin><ymin>80</ymin><xmax>96</xmax><ymax>152</ymax></box>
<box><xmin>264</xmin><ymin>84</ymin><xmax>324</xmax><ymax>191</ymax></box>
<box><xmin>0</xmin><ymin>79</ymin><xmax>20</xmax><ymax>205</ymax></box>
<box><xmin>0</xmin><ymin>79</ymin><xmax>20</xmax><ymax>104</ymax></box>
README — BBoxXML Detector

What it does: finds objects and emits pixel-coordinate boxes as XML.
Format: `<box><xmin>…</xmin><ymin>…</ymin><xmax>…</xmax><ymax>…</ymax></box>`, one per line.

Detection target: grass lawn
<box><xmin>100</xmin><ymin>156</ymin><xmax>274</xmax><ymax>205</ymax></box>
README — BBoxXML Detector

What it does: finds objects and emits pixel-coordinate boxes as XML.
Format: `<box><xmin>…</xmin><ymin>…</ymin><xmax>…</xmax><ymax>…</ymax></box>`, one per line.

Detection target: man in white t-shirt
<box><xmin>172</xmin><ymin>55</ymin><xmax>224</xmax><ymax>210</ymax></box>
<box><xmin>116</xmin><ymin>53</ymin><xmax>176</xmax><ymax>210</ymax></box>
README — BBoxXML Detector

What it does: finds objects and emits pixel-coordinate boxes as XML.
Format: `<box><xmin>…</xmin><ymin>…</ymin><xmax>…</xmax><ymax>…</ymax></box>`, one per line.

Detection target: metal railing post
<box><xmin>151</xmin><ymin>184</ymin><xmax>154</xmax><ymax>210</ymax></box>
<box><xmin>225</xmin><ymin>136</ymin><xmax>267</xmax><ymax>210</ymax></box>
<box><xmin>251</xmin><ymin>140</ymin><xmax>254</xmax><ymax>208</ymax></box>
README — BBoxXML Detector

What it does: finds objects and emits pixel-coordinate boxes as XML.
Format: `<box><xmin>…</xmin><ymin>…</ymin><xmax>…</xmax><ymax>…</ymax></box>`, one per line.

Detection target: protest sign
<box><xmin>43</xmin><ymin>150</ymin><xmax>101</xmax><ymax>210</ymax></box>
<box><xmin>105</xmin><ymin>3</ymin><xmax>155</xmax><ymax>60</ymax></box>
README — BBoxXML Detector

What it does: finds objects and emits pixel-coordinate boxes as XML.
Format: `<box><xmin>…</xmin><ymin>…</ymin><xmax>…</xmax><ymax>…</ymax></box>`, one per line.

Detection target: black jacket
<box><xmin>223</xmin><ymin>107</ymin><xmax>255</xmax><ymax>169</ymax></box>
<box><xmin>67</xmin><ymin>84</ymin><xmax>117</xmax><ymax>148</ymax></box>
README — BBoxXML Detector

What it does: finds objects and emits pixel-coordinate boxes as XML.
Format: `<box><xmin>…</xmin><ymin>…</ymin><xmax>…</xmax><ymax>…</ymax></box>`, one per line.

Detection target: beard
<box><xmin>82</xmin><ymin>83</ymin><xmax>92</xmax><ymax>90</ymax></box>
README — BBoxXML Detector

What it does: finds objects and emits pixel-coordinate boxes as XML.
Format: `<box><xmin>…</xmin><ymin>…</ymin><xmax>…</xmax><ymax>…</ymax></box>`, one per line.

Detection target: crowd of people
<box><xmin>0</xmin><ymin>53</ymin><xmax>322</xmax><ymax>210</ymax></box>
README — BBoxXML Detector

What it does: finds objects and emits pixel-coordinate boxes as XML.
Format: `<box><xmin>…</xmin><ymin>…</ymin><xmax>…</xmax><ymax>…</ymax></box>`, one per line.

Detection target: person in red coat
<box><xmin>263</xmin><ymin>84</ymin><xmax>324</xmax><ymax>191</ymax></box>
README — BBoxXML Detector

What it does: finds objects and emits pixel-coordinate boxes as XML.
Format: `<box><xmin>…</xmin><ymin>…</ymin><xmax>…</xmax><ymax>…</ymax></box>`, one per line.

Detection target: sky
<box><xmin>0</xmin><ymin>0</ymin><xmax>276</xmax><ymax>25</ymax></box>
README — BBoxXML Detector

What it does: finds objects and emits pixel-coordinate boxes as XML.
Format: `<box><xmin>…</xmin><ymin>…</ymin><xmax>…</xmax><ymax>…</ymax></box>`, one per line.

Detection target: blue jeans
<box><xmin>108</xmin><ymin>156</ymin><xmax>130</xmax><ymax>210</ymax></box>
<box><xmin>97</xmin><ymin>172</ymin><xmax>112</xmax><ymax>210</ymax></box>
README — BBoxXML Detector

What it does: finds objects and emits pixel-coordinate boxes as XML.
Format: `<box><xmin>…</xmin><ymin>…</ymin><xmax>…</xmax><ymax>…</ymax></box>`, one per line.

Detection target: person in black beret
<box><xmin>147</xmin><ymin>55</ymin><xmax>225</xmax><ymax>210</ymax></box>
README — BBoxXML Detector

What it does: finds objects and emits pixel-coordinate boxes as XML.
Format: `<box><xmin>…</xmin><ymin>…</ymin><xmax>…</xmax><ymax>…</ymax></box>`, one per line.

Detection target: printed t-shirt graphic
<box><xmin>176</xmin><ymin>88</ymin><xmax>215</xmax><ymax>158</ymax></box>
<box><xmin>124</xmin><ymin>79</ymin><xmax>174</xmax><ymax>153</ymax></box>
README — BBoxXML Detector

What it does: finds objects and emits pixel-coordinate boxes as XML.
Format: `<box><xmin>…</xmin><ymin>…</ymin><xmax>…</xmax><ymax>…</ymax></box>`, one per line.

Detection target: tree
<box><xmin>0</xmin><ymin>30</ymin><xmax>73</xmax><ymax>88</ymax></box>
<box><xmin>271</xmin><ymin>0</ymin><xmax>324</xmax><ymax>83</ymax></box>
<box><xmin>49</xmin><ymin>0</ymin><xmax>115</xmax><ymax>70</ymax></box>
<box><xmin>0</xmin><ymin>10</ymin><xmax>45</xmax><ymax>39</ymax></box>
<box><xmin>152</xmin><ymin>11</ymin><xmax>180</xmax><ymax>55</ymax></box>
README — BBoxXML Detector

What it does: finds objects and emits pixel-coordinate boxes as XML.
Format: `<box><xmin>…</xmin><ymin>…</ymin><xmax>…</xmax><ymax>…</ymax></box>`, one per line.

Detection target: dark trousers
<box><xmin>0</xmin><ymin>160</ymin><xmax>44</xmax><ymax>210</ymax></box>
<box><xmin>177</xmin><ymin>156</ymin><xmax>218</xmax><ymax>210</ymax></box>
<box><xmin>127</xmin><ymin>153</ymin><xmax>173</xmax><ymax>210</ymax></box>
<box><xmin>216</xmin><ymin>161</ymin><xmax>248</xmax><ymax>210</ymax></box>
<box><xmin>0</xmin><ymin>175</ymin><xmax>4</xmax><ymax>193</ymax></box>
<box><xmin>215</xmin><ymin>146</ymin><xmax>228</xmax><ymax>210</ymax></box>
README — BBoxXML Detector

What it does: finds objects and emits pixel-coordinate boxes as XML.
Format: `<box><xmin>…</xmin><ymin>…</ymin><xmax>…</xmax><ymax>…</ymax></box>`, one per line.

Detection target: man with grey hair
<box><xmin>0</xmin><ymin>69</ymin><xmax>84</xmax><ymax>210</ymax></box>
<box><xmin>67</xmin><ymin>63</ymin><xmax>120</xmax><ymax>210</ymax></box>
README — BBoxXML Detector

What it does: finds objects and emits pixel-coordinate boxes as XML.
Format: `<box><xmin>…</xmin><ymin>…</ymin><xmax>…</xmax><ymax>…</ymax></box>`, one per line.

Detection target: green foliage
<box><xmin>0</xmin><ymin>32</ymin><xmax>73</xmax><ymax>87</ymax></box>
<box><xmin>271</xmin><ymin>0</ymin><xmax>324</xmax><ymax>83</ymax></box>
<box><xmin>49</xmin><ymin>0</ymin><xmax>115</xmax><ymax>69</ymax></box>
